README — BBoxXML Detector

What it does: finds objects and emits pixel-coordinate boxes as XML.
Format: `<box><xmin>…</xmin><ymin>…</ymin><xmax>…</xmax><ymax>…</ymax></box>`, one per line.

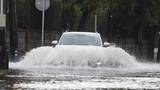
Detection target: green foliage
<box><xmin>114</xmin><ymin>0</ymin><xmax>157</xmax><ymax>35</ymax></box>
<box><xmin>16</xmin><ymin>0</ymin><xmax>160</xmax><ymax>34</ymax></box>
<box><xmin>14</xmin><ymin>0</ymin><xmax>160</xmax><ymax>59</ymax></box>
<box><xmin>16</xmin><ymin>0</ymin><xmax>31</xmax><ymax>27</ymax></box>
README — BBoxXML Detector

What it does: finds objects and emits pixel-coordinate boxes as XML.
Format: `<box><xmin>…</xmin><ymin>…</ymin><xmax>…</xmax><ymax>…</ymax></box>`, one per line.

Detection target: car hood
<box><xmin>55</xmin><ymin>45</ymin><xmax>103</xmax><ymax>48</ymax></box>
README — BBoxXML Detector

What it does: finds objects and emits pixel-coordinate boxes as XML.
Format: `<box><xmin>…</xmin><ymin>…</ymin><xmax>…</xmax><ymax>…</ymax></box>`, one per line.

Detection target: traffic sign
<box><xmin>35</xmin><ymin>0</ymin><xmax>50</xmax><ymax>46</ymax></box>
<box><xmin>35</xmin><ymin>0</ymin><xmax>50</xmax><ymax>11</ymax></box>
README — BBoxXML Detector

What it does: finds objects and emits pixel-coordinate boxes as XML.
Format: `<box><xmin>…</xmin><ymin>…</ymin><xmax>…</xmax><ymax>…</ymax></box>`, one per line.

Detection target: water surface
<box><xmin>1</xmin><ymin>46</ymin><xmax>160</xmax><ymax>90</ymax></box>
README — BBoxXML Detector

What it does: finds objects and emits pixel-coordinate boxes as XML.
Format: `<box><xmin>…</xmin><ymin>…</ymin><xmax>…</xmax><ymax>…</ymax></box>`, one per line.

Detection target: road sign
<box><xmin>35</xmin><ymin>0</ymin><xmax>50</xmax><ymax>11</ymax></box>
<box><xmin>35</xmin><ymin>0</ymin><xmax>50</xmax><ymax>46</ymax></box>
<box><xmin>0</xmin><ymin>14</ymin><xmax>6</xmax><ymax>27</ymax></box>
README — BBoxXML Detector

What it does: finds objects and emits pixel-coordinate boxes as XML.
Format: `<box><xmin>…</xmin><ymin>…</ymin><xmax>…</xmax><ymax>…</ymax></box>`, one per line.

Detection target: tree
<box><xmin>72</xmin><ymin>0</ymin><xmax>110</xmax><ymax>31</ymax></box>
<box><xmin>8</xmin><ymin>0</ymin><xmax>18</xmax><ymax>62</ymax></box>
<box><xmin>14</xmin><ymin>0</ymin><xmax>160</xmax><ymax>61</ymax></box>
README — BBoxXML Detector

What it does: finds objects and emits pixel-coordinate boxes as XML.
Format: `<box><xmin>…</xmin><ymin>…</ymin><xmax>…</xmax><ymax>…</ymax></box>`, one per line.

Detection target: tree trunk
<box><xmin>136</xmin><ymin>28</ymin><xmax>144</xmax><ymax>59</ymax></box>
<box><xmin>107</xmin><ymin>7</ymin><xmax>112</xmax><ymax>42</ymax></box>
<box><xmin>147</xmin><ymin>29</ymin><xmax>156</xmax><ymax>60</ymax></box>
<box><xmin>78</xmin><ymin>8</ymin><xmax>90</xmax><ymax>31</ymax></box>
<box><xmin>9</xmin><ymin>0</ymin><xmax>18</xmax><ymax>62</ymax></box>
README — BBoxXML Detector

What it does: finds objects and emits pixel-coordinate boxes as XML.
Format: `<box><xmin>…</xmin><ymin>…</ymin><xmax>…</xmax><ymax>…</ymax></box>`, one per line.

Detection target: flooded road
<box><xmin>1</xmin><ymin>46</ymin><xmax>160</xmax><ymax>90</ymax></box>
<box><xmin>1</xmin><ymin>67</ymin><xmax>160</xmax><ymax>90</ymax></box>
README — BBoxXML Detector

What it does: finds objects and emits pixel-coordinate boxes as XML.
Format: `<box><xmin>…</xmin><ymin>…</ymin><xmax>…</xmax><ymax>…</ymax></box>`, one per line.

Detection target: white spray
<box><xmin>12</xmin><ymin>46</ymin><xmax>141</xmax><ymax>68</ymax></box>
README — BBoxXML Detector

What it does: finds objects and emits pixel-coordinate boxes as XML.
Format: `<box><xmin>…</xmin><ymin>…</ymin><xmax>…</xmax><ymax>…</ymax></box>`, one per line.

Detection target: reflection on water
<box><xmin>0</xmin><ymin>68</ymin><xmax>160</xmax><ymax>90</ymax></box>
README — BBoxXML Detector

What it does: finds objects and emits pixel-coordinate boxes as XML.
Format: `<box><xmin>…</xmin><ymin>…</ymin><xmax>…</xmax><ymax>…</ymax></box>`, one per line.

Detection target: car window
<box><xmin>60</xmin><ymin>34</ymin><xmax>101</xmax><ymax>46</ymax></box>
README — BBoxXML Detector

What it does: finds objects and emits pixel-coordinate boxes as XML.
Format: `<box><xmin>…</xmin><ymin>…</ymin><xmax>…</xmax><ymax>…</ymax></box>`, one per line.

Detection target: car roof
<box><xmin>62</xmin><ymin>32</ymin><xmax>100</xmax><ymax>36</ymax></box>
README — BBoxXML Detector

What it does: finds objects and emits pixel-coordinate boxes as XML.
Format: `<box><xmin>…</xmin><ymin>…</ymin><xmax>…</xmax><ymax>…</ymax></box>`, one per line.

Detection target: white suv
<box><xmin>51</xmin><ymin>32</ymin><xmax>112</xmax><ymax>67</ymax></box>
<box><xmin>52</xmin><ymin>32</ymin><xmax>110</xmax><ymax>47</ymax></box>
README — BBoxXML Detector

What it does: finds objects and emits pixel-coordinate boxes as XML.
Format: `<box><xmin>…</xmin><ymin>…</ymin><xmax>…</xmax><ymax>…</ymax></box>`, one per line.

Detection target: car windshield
<box><xmin>60</xmin><ymin>34</ymin><xmax>101</xmax><ymax>46</ymax></box>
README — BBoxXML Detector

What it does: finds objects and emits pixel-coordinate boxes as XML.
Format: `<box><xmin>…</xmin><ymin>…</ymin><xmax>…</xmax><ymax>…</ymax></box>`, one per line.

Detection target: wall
<box><xmin>17</xmin><ymin>28</ymin><xmax>61</xmax><ymax>57</ymax></box>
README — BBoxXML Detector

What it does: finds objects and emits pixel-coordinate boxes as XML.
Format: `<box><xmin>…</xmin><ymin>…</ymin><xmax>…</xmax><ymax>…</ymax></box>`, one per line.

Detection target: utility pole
<box><xmin>0</xmin><ymin>0</ymin><xmax>8</xmax><ymax>69</ymax></box>
<box><xmin>94</xmin><ymin>14</ymin><xmax>97</xmax><ymax>32</ymax></box>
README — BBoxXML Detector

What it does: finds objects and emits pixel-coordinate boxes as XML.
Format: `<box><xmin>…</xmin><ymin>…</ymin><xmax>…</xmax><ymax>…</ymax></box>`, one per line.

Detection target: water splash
<box><xmin>11</xmin><ymin>46</ymin><xmax>141</xmax><ymax>69</ymax></box>
<box><xmin>9</xmin><ymin>46</ymin><xmax>160</xmax><ymax>90</ymax></box>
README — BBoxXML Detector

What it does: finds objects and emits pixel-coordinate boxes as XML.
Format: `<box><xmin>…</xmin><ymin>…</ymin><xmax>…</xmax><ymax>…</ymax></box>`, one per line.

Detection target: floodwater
<box><xmin>1</xmin><ymin>46</ymin><xmax>160</xmax><ymax>90</ymax></box>
<box><xmin>1</xmin><ymin>67</ymin><xmax>160</xmax><ymax>90</ymax></box>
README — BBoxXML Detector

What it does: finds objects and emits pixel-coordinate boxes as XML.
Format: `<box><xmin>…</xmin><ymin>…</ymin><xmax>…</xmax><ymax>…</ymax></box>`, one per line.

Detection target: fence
<box><xmin>17</xmin><ymin>28</ymin><xmax>61</xmax><ymax>56</ymax></box>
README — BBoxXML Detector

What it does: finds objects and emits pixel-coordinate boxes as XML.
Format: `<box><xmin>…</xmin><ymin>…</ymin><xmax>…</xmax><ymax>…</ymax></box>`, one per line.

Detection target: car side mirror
<box><xmin>52</xmin><ymin>40</ymin><xmax>58</xmax><ymax>46</ymax></box>
<box><xmin>103</xmin><ymin>42</ymin><xmax>110</xmax><ymax>47</ymax></box>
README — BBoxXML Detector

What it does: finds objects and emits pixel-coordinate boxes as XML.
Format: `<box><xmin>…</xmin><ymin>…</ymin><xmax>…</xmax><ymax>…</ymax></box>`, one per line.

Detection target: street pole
<box><xmin>35</xmin><ymin>0</ymin><xmax>50</xmax><ymax>46</ymax></box>
<box><xmin>41</xmin><ymin>0</ymin><xmax>45</xmax><ymax>46</ymax></box>
<box><xmin>94</xmin><ymin>14</ymin><xmax>97</xmax><ymax>32</ymax></box>
<box><xmin>0</xmin><ymin>0</ymin><xmax>8</xmax><ymax>69</ymax></box>
<box><xmin>1</xmin><ymin>0</ymin><xmax>3</xmax><ymax>15</ymax></box>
